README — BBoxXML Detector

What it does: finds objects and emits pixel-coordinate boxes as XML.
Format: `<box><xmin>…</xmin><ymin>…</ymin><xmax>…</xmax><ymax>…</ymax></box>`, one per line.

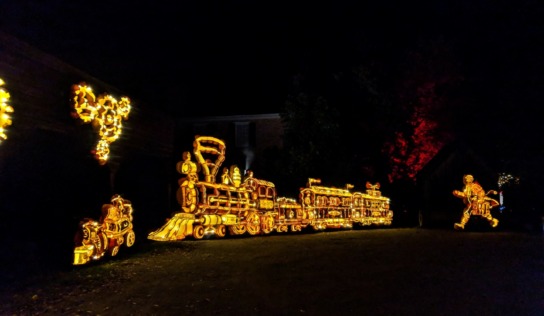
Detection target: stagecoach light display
<box><xmin>0</xmin><ymin>78</ymin><xmax>13</xmax><ymax>143</ymax></box>
<box><xmin>71</xmin><ymin>83</ymin><xmax>131</xmax><ymax>165</ymax></box>
<box><xmin>148</xmin><ymin>135</ymin><xmax>393</xmax><ymax>242</ymax></box>
<box><xmin>453</xmin><ymin>174</ymin><xmax>500</xmax><ymax>230</ymax></box>
<box><xmin>73</xmin><ymin>194</ymin><xmax>135</xmax><ymax>265</ymax></box>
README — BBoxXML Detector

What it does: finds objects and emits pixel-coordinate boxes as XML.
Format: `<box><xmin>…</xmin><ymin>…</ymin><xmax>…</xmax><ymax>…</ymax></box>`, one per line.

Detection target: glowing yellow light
<box><xmin>71</xmin><ymin>83</ymin><xmax>131</xmax><ymax>164</ymax></box>
<box><xmin>148</xmin><ymin>135</ymin><xmax>394</xmax><ymax>242</ymax></box>
<box><xmin>73</xmin><ymin>194</ymin><xmax>135</xmax><ymax>265</ymax></box>
<box><xmin>0</xmin><ymin>78</ymin><xmax>13</xmax><ymax>143</ymax></box>
<box><xmin>453</xmin><ymin>174</ymin><xmax>499</xmax><ymax>230</ymax></box>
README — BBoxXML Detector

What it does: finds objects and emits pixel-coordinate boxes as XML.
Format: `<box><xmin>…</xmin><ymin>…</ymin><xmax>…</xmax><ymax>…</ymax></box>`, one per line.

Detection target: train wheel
<box><xmin>246</xmin><ymin>212</ymin><xmax>261</xmax><ymax>235</ymax></box>
<box><xmin>261</xmin><ymin>214</ymin><xmax>275</xmax><ymax>234</ymax></box>
<box><xmin>290</xmin><ymin>224</ymin><xmax>302</xmax><ymax>232</ymax></box>
<box><xmin>229</xmin><ymin>225</ymin><xmax>246</xmax><ymax>235</ymax></box>
<box><xmin>216</xmin><ymin>225</ymin><xmax>226</xmax><ymax>238</ymax></box>
<box><xmin>125</xmin><ymin>231</ymin><xmax>136</xmax><ymax>247</ymax></box>
<box><xmin>193</xmin><ymin>225</ymin><xmax>205</xmax><ymax>239</ymax></box>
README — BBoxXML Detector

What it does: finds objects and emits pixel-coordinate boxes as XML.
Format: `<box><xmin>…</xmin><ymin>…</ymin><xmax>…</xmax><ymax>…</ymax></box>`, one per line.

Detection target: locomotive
<box><xmin>148</xmin><ymin>135</ymin><xmax>393</xmax><ymax>242</ymax></box>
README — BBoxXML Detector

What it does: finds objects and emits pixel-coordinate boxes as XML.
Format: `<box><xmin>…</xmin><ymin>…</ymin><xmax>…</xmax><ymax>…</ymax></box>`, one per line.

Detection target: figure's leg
<box><xmin>454</xmin><ymin>212</ymin><xmax>470</xmax><ymax>230</ymax></box>
<box><xmin>491</xmin><ymin>217</ymin><xmax>499</xmax><ymax>228</ymax></box>
<box><xmin>482</xmin><ymin>202</ymin><xmax>499</xmax><ymax>228</ymax></box>
<box><xmin>483</xmin><ymin>213</ymin><xmax>499</xmax><ymax>228</ymax></box>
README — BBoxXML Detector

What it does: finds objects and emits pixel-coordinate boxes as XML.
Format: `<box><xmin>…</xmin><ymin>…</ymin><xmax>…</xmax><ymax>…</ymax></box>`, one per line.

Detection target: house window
<box><xmin>235</xmin><ymin>122</ymin><xmax>249</xmax><ymax>148</ymax></box>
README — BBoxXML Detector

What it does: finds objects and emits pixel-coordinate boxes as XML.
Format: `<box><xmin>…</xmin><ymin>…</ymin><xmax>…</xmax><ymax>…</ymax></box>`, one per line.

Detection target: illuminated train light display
<box><xmin>148</xmin><ymin>135</ymin><xmax>393</xmax><ymax>242</ymax></box>
<box><xmin>71</xmin><ymin>83</ymin><xmax>131</xmax><ymax>165</ymax></box>
<box><xmin>0</xmin><ymin>78</ymin><xmax>13</xmax><ymax>143</ymax></box>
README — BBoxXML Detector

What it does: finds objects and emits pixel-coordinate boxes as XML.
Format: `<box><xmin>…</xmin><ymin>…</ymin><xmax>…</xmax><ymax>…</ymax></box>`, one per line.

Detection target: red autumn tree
<box><xmin>383</xmin><ymin>38</ymin><xmax>462</xmax><ymax>182</ymax></box>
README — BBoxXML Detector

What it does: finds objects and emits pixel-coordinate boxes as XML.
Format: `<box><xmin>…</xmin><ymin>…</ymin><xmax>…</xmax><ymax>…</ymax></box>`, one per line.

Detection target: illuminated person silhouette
<box><xmin>176</xmin><ymin>151</ymin><xmax>198</xmax><ymax>213</ymax></box>
<box><xmin>452</xmin><ymin>174</ymin><xmax>499</xmax><ymax>230</ymax></box>
<box><xmin>221</xmin><ymin>167</ymin><xmax>232</xmax><ymax>185</ymax></box>
<box><xmin>243</xmin><ymin>169</ymin><xmax>254</xmax><ymax>182</ymax></box>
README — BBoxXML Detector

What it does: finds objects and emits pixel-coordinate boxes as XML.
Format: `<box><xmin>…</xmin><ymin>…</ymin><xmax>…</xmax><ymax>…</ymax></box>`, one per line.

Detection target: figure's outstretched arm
<box><xmin>453</xmin><ymin>190</ymin><xmax>465</xmax><ymax>198</ymax></box>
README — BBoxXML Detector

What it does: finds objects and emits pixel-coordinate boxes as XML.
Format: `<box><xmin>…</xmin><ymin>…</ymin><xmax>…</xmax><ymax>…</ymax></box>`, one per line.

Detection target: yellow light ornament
<box><xmin>453</xmin><ymin>174</ymin><xmax>500</xmax><ymax>230</ymax></box>
<box><xmin>71</xmin><ymin>83</ymin><xmax>131</xmax><ymax>164</ymax></box>
<box><xmin>73</xmin><ymin>194</ymin><xmax>135</xmax><ymax>265</ymax></box>
<box><xmin>148</xmin><ymin>135</ymin><xmax>394</xmax><ymax>242</ymax></box>
<box><xmin>0</xmin><ymin>78</ymin><xmax>13</xmax><ymax>143</ymax></box>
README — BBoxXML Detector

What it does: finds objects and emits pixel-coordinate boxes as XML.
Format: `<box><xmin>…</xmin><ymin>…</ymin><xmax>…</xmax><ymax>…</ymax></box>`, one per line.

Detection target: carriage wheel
<box><xmin>125</xmin><ymin>231</ymin><xmax>136</xmax><ymax>247</ymax></box>
<box><xmin>110</xmin><ymin>245</ymin><xmax>120</xmax><ymax>256</ymax></box>
<box><xmin>193</xmin><ymin>225</ymin><xmax>205</xmax><ymax>240</ymax></box>
<box><xmin>246</xmin><ymin>212</ymin><xmax>261</xmax><ymax>235</ymax></box>
<box><xmin>215</xmin><ymin>225</ymin><xmax>226</xmax><ymax>238</ymax></box>
<box><xmin>98</xmin><ymin>232</ymin><xmax>109</xmax><ymax>254</ymax></box>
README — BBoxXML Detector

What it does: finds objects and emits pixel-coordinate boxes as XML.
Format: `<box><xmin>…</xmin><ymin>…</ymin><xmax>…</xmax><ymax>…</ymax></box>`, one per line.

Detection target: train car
<box><xmin>148</xmin><ymin>135</ymin><xmax>393</xmax><ymax>242</ymax></box>
<box><xmin>300</xmin><ymin>178</ymin><xmax>355</xmax><ymax>230</ymax></box>
<box><xmin>299</xmin><ymin>178</ymin><xmax>393</xmax><ymax>230</ymax></box>
<box><xmin>352</xmin><ymin>182</ymin><xmax>393</xmax><ymax>227</ymax></box>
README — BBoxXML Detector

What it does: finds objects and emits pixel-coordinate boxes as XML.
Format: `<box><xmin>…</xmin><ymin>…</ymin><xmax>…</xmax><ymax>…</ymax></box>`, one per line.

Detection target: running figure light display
<box><xmin>452</xmin><ymin>174</ymin><xmax>500</xmax><ymax>230</ymax></box>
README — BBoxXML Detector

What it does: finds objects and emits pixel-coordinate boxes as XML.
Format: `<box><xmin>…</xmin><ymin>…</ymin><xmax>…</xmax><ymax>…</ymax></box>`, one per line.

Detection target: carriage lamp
<box><xmin>71</xmin><ymin>83</ymin><xmax>131</xmax><ymax>164</ymax></box>
<box><xmin>0</xmin><ymin>78</ymin><xmax>13</xmax><ymax>143</ymax></box>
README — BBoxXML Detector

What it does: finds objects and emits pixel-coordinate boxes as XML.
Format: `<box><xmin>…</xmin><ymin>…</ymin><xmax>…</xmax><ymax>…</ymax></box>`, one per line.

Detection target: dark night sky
<box><xmin>1</xmin><ymin>0</ymin><xmax>543</xmax><ymax>117</ymax></box>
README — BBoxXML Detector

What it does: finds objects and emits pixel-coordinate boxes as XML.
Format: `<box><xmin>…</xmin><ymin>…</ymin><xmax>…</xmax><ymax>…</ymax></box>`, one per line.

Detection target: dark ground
<box><xmin>1</xmin><ymin>227</ymin><xmax>543</xmax><ymax>316</ymax></box>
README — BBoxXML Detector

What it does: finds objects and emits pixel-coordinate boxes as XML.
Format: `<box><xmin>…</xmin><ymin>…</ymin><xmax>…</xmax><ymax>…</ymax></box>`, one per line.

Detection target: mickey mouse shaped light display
<box><xmin>71</xmin><ymin>83</ymin><xmax>131</xmax><ymax>164</ymax></box>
